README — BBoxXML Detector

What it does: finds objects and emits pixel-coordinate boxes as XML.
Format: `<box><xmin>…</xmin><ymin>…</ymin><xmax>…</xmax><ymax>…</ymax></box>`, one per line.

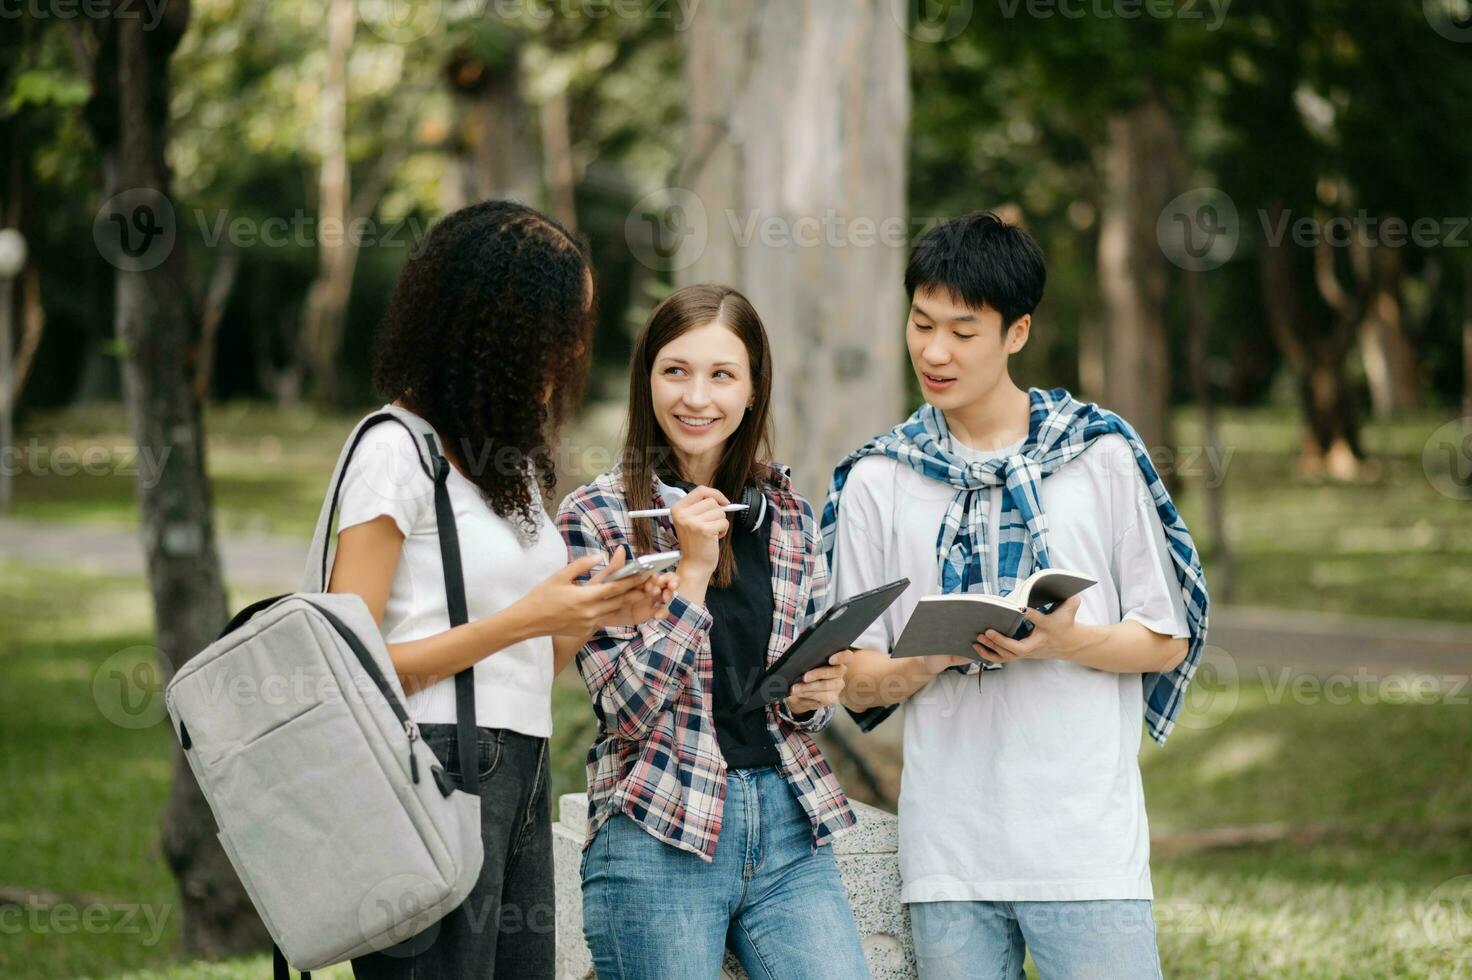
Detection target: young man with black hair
<box><xmin>822</xmin><ymin>211</ymin><xmax>1208</xmax><ymax>978</ymax></box>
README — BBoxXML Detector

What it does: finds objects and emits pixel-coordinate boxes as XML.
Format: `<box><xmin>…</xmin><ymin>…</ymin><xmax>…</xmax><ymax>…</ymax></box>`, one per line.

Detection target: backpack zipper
<box><xmin>405</xmin><ymin>719</ymin><xmax>420</xmax><ymax>783</ymax></box>
<box><xmin>316</xmin><ymin>604</ymin><xmax>421</xmax><ymax>784</ymax></box>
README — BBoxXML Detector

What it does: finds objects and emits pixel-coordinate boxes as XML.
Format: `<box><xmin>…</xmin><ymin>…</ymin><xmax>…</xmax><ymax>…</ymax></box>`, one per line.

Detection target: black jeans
<box><xmin>351</xmin><ymin>724</ymin><xmax>555</xmax><ymax>980</ymax></box>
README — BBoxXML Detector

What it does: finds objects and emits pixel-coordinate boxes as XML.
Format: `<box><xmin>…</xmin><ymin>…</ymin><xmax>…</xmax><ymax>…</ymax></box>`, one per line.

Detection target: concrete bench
<box><xmin>552</xmin><ymin>792</ymin><xmax>916</xmax><ymax>978</ymax></box>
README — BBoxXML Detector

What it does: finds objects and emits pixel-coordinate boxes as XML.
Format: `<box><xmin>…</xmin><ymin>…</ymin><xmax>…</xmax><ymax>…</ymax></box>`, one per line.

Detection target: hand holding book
<box><xmin>889</xmin><ymin>568</ymin><xmax>1097</xmax><ymax>664</ymax></box>
<box><xmin>974</xmin><ymin>593</ymin><xmax>1085</xmax><ymax>663</ymax></box>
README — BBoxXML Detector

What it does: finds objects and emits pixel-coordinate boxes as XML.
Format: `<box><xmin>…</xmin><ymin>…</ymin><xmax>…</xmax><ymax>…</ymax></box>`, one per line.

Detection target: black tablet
<box><xmin>735</xmin><ymin>578</ymin><xmax>910</xmax><ymax>715</ymax></box>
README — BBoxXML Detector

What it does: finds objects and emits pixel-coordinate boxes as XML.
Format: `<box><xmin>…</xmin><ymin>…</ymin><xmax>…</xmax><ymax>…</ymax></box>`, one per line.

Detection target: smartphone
<box><xmin>605</xmin><ymin>549</ymin><xmax>682</xmax><ymax>582</ymax></box>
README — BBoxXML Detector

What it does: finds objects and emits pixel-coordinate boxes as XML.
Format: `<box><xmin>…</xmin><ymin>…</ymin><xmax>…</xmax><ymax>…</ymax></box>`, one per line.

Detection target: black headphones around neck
<box><xmin>656</xmin><ymin>473</ymin><xmax>769</xmax><ymax>535</ymax></box>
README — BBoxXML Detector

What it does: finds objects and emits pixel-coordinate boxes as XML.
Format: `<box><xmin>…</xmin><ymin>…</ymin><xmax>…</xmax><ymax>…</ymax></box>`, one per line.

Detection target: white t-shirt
<box><xmin>334</xmin><ymin>408</ymin><xmax>564</xmax><ymax>736</ymax></box>
<box><xmin>832</xmin><ymin>432</ymin><xmax>1191</xmax><ymax>903</ymax></box>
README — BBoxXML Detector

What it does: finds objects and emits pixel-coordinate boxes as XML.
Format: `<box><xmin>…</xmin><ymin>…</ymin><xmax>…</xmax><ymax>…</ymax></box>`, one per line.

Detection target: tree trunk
<box><xmin>292</xmin><ymin>0</ymin><xmax>355</xmax><ymax>408</ymax></box>
<box><xmin>10</xmin><ymin>263</ymin><xmax>45</xmax><ymax>412</ymax></box>
<box><xmin>1258</xmin><ymin>203</ymin><xmax>1365</xmax><ymax>479</ymax></box>
<box><xmin>1098</xmin><ymin>96</ymin><xmax>1176</xmax><ymax>468</ymax></box>
<box><xmin>1358</xmin><ymin>242</ymin><xmax>1419</xmax><ymax>417</ymax></box>
<box><xmin>1182</xmin><ymin>267</ymin><xmax>1232</xmax><ymax>600</ymax></box>
<box><xmin>93</xmin><ymin>5</ymin><xmax>262</xmax><ymax>956</ymax></box>
<box><xmin>193</xmin><ymin>240</ymin><xmax>241</xmax><ymax>401</ymax></box>
<box><xmin>3</xmin><ymin>99</ymin><xmax>45</xmax><ymax>414</ymax></box>
<box><xmin>1077</xmin><ymin>313</ymin><xmax>1105</xmax><ymax>402</ymax></box>
<box><xmin>540</xmin><ymin>82</ymin><xmax>578</xmax><ymax>232</ymax></box>
<box><xmin>445</xmin><ymin>36</ymin><xmax>539</xmax><ymax>212</ymax></box>
<box><xmin>1464</xmin><ymin>268</ymin><xmax>1472</xmax><ymax>421</ymax></box>
<box><xmin>681</xmin><ymin>0</ymin><xmax>908</xmax><ymax>500</ymax></box>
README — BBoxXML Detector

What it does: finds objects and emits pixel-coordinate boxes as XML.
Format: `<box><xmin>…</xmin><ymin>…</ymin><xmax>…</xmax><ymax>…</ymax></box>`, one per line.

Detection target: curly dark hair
<box><xmin>372</xmin><ymin>200</ymin><xmax>595</xmax><ymax>537</ymax></box>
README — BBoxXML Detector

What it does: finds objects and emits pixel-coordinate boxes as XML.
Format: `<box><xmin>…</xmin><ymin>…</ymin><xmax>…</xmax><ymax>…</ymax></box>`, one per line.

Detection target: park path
<box><xmin>3</xmin><ymin>516</ymin><xmax>1469</xmax><ymax>679</ymax></box>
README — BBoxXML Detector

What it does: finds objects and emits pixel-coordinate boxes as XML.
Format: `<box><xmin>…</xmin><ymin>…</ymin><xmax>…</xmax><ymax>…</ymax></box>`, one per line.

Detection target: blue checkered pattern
<box><xmin>821</xmin><ymin>386</ymin><xmax>1209</xmax><ymax>745</ymax></box>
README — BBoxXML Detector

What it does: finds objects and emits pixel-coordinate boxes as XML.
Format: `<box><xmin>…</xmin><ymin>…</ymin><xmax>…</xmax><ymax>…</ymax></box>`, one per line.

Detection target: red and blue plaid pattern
<box><xmin>557</xmin><ymin>463</ymin><xmax>857</xmax><ymax>861</ymax></box>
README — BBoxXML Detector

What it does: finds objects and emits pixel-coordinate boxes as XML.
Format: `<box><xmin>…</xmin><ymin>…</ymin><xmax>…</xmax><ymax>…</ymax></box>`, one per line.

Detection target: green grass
<box><xmin>10</xmin><ymin>402</ymin><xmax>359</xmax><ymax>539</ymax></box>
<box><xmin>1140</xmin><ymin>682</ymin><xmax>1472</xmax><ymax>979</ymax></box>
<box><xmin>1172</xmin><ymin>407</ymin><xmax>1472</xmax><ymax>622</ymax></box>
<box><xmin>1152</xmin><ymin>839</ymin><xmax>1471</xmax><ymax>980</ymax></box>
<box><xmin>4</xmin><ymin>558</ymin><xmax>1466</xmax><ymax>977</ymax></box>
<box><xmin>0</xmin><ymin>562</ymin><xmax>181</xmax><ymax>978</ymax></box>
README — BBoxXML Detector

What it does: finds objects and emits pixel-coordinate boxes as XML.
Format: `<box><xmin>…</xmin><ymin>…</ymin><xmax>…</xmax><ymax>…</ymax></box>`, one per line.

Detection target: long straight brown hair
<box><xmin>623</xmin><ymin>284</ymin><xmax>774</xmax><ymax>588</ymax></box>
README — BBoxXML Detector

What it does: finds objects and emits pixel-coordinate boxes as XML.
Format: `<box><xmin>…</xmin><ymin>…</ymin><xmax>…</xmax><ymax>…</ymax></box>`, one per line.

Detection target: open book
<box><xmin>890</xmin><ymin>568</ymin><xmax>1097</xmax><ymax>661</ymax></box>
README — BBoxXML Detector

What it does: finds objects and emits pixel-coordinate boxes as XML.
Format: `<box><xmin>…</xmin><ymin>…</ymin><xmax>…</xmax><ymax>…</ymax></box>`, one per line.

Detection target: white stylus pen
<box><xmin>627</xmin><ymin>503</ymin><xmax>749</xmax><ymax>519</ymax></box>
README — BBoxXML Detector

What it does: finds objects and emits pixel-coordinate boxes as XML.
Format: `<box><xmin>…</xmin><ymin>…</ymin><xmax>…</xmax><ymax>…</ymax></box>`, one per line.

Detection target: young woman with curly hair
<box><xmin>557</xmin><ymin>284</ymin><xmax>869</xmax><ymax>978</ymax></box>
<box><xmin>328</xmin><ymin>200</ymin><xmax>673</xmax><ymax>980</ymax></box>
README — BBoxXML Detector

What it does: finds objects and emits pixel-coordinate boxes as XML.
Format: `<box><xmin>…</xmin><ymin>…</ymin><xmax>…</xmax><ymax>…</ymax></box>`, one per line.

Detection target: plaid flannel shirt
<box><xmin>556</xmin><ymin>462</ymin><xmax>857</xmax><ymax>861</ymax></box>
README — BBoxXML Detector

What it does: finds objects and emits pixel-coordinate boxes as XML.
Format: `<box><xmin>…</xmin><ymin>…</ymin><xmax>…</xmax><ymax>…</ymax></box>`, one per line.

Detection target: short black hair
<box><xmin>904</xmin><ymin>211</ymin><xmax>1046</xmax><ymax>328</ymax></box>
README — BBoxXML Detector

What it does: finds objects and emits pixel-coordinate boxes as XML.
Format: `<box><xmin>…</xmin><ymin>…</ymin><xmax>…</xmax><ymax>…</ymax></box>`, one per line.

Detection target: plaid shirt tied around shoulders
<box><xmin>556</xmin><ymin>463</ymin><xmax>857</xmax><ymax>861</ymax></box>
<box><xmin>821</xmin><ymin>386</ymin><xmax>1210</xmax><ymax>744</ymax></box>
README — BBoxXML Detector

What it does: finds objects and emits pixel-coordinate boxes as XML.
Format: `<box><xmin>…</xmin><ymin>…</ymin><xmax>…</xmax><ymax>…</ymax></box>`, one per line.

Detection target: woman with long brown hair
<box><xmin>556</xmin><ymin>284</ymin><xmax>869</xmax><ymax>978</ymax></box>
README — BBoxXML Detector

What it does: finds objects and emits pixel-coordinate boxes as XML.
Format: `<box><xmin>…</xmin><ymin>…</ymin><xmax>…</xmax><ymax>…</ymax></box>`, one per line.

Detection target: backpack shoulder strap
<box><xmin>302</xmin><ymin>408</ymin><xmax>432</xmax><ymax>593</ymax></box>
<box><xmin>420</xmin><ymin>429</ymin><xmax>478</xmax><ymax>799</ymax></box>
<box><xmin>303</xmin><ymin>408</ymin><xmax>480</xmax><ymax>799</ymax></box>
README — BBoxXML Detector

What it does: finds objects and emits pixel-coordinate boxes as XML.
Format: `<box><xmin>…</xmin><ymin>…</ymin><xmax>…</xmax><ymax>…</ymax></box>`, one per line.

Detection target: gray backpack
<box><xmin>164</xmin><ymin>408</ymin><xmax>485</xmax><ymax>977</ymax></box>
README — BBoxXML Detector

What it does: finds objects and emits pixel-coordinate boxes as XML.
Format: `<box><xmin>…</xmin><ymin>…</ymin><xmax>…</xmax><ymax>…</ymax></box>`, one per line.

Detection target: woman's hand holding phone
<box><xmin>595</xmin><ymin>550</ymin><xmax>679</xmax><ymax>628</ymax></box>
<box><xmin>520</xmin><ymin>550</ymin><xmax>671</xmax><ymax>639</ymax></box>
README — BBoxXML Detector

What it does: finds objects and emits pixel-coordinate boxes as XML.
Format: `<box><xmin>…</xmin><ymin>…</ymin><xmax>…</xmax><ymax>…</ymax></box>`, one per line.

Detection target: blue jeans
<box><xmin>911</xmin><ymin>899</ymin><xmax>1163</xmax><ymax>980</ymax></box>
<box><xmin>580</xmin><ymin>766</ymin><xmax>869</xmax><ymax>979</ymax></box>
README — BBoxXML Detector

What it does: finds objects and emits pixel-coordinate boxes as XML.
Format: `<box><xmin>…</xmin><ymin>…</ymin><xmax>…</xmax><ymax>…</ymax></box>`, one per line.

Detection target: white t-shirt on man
<box><xmin>334</xmin><ymin>407</ymin><xmax>564</xmax><ymax>736</ymax></box>
<box><xmin>832</xmin><ymin>431</ymin><xmax>1191</xmax><ymax>903</ymax></box>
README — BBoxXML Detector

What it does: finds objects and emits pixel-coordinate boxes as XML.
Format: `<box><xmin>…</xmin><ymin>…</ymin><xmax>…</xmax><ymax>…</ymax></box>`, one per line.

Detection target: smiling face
<box><xmin>906</xmin><ymin>285</ymin><xmax>1029</xmax><ymax>413</ymax></box>
<box><xmin>649</xmin><ymin>319</ymin><xmax>753</xmax><ymax>483</ymax></box>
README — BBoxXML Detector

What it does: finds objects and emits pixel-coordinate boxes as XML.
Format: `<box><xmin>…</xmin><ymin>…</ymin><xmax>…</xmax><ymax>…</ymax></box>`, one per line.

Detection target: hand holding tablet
<box><xmin>736</xmin><ymin>579</ymin><xmax>910</xmax><ymax>714</ymax></box>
